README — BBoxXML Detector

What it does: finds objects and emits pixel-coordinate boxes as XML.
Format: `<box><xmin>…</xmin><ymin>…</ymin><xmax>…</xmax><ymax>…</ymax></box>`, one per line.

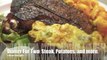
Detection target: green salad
<box><xmin>0</xmin><ymin>14</ymin><xmax>30</xmax><ymax>46</ymax></box>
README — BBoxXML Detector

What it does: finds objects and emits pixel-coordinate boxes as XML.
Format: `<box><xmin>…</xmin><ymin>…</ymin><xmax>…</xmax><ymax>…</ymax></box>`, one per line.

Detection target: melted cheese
<box><xmin>29</xmin><ymin>21</ymin><xmax>106</xmax><ymax>50</ymax></box>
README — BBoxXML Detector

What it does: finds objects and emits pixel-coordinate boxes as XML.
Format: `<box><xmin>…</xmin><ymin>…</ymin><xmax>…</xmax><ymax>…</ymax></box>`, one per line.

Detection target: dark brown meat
<box><xmin>12</xmin><ymin>3</ymin><xmax>68</xmax><ymax>24</ymax></box>
<box><xmin>10</xmin><ymin>0</ymin><xmax>94</xmax><ymax>34</ymax></box>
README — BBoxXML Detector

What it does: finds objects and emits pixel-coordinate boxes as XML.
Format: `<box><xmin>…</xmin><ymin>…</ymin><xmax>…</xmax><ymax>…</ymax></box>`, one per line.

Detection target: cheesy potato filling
<box><xmin>64</xmin><ymin>0</ymin><xmax>107</xmax><ymax>44</ymax></box>
<box><xmin>29</xmin><ymin>21</ymin><xmax>106</xmax><ymax>50</ymax></box>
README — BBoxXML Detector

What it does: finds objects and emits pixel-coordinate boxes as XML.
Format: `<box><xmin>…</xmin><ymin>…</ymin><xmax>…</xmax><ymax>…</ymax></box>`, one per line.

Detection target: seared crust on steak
<box><xmin>10</xmin><ymin>0</ymin><xmax>94</xmax><ymax>34</ymax></box>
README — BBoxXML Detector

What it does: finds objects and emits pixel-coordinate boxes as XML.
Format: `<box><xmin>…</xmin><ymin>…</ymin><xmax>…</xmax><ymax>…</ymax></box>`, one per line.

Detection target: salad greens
<box><xmin>14</xmin><ymin>34</ymin><xmax>30</xmax><ymax>46</ymax></box>
<box><xmin>0</xmin><ymin>14</ymin><xmax>30</xmax><ymax>46</ymax></box>
<box><xmin>0</xmin><ymin>14</ymin><xmax>5</xmax><ymax>22</ymax></box>
<box><xmin>0</xmin><ymin>14</ymin><xmax>4</xmax><ymax>43</ymax></box>
<box><xmin>2</xmin><ymin>29</ymin><xmax>30</xmax><ymax>46</ymax></box>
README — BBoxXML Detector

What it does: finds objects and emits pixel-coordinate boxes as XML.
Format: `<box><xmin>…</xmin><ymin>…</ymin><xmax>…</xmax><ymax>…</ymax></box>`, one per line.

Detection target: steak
<box><xmin>10</xmin><ymin>0</ymin><xmax>94</xmax><ymax>34</ymax></box>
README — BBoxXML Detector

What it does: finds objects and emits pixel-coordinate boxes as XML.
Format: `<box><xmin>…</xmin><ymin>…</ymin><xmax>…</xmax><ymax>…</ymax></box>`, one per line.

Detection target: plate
<box><xmin>0</xmin><ymin>0</ymin><xmax>107</xmax><ymax>60</ymax></box>
<box><xmin>0</xmin><ymin>0</ymin><xmax>12</xmax><ymax>16</ymax></box>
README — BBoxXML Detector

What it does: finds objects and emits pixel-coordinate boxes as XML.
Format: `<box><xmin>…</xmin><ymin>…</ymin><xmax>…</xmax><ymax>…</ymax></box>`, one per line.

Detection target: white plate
<box><xmin>99</xmin><ymin>2</ymin><xmax>107</xmax><ymax>11</ymax></box>
<box><xmin>0</xmin><ymin>1</ymin><xmax>107</xmax><ymax>60</ymax></box>
<box><xmin>0</xmin><ymin>0</ymin><xmax>12</xmax><ymax>16</ymax></box>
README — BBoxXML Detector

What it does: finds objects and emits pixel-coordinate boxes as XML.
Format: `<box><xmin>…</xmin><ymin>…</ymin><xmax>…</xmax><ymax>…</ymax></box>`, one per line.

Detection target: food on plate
<box><xmin>1</xmin><ymin>0</ymin><xmax>107</xmax><ymax>50</ymax></box>
<box><xmin>10</xmin><ymin>0</ymin><xmax>94</xmax><ymax>34</ymax></box>
<box><xmin>0</xmin><ymin>14</ymin><xmax>29</xmax><ymax>45</ymax></box>
<box><xmin>65</xmin><ymin>0</ymin><xmax>107</xmax><ymax>41</ymax></box>
<box><xmin>0</xmin><ymin>14</ymin><xmax>4</xmax><ymax>42</ymax></box>
<box><xmin>29</xmin><ymin>21</ymin><xmax>106</xmax><ymax>49</ymax></box>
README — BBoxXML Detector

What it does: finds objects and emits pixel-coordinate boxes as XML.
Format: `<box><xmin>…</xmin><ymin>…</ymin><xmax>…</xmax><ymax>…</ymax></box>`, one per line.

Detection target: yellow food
<box><xmin>64</xmin><ymin>0</ymin><xmax>107</xmax><ymax>45</ymax></box>
<box><xmin>28</xmin><ymin>0</ymin><xmax>107</xmax><ymax>50</ymax></box>
<box><xmin>29</xmin><ymin>21</ymin><xmax>106</xmax><ymax>50</ymax></box>
<box><xmin>94</xmin><ymin>16</ymin><xmax>107</xmax><ymax>36</ymax></box>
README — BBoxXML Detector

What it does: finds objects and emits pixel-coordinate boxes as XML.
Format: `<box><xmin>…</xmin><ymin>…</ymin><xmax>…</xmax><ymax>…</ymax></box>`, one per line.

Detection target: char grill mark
<box><xmin>11</xmin><ymin>0</ymin><xmax>94</xmax><ymax>34</ymax></box>
<box><xmin>13</xmin><ymin>3</ymin><xmax>68</xmax><ymax>24</ymax></box>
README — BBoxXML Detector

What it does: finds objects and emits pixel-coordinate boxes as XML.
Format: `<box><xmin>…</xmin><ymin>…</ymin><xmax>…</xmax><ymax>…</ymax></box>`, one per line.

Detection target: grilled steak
<box><xmin>9</xmin><ymin>0</ymin><xmax>94</xmax><ymax>34</ymax></box>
